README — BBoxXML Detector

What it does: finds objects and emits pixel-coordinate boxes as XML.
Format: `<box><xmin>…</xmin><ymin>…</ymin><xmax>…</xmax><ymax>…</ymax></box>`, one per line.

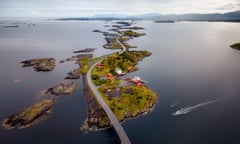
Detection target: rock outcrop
<box><xmin>44</xmin><ymin>82</ymin><xmax>78</xmax><ymax>96</ymax></box>
<box><xmin>73</xmin><ymin>48</ymin><xmax>97</xmax><ymax>53</ymax></box>
<box><xmin>21</xmin><ymin>58</ymin><xmax>56</xmax><ymax>72</ymax></box>
<box><xmin>2</xmin><ymin>99</ymin><xmax>54</xmax><ymax>129</ymax></box>
<box><xmin>65</xmin><ymin>68</ymin><xmax>81</xmax><ymax>79</ymax></box>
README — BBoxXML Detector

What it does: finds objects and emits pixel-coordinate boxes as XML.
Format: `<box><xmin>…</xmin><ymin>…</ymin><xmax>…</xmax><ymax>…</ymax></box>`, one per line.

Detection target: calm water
<box><xmin>0</xmin><ymin>20</ymin><xmax>240</xmax><ymax>144</ymax></box>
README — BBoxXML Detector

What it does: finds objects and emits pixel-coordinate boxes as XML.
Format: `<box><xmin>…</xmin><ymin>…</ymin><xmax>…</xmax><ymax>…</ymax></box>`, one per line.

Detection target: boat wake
<box><xmin>172</xmin><ymin>99</ymin><xmax>219</xmax><ymax>116</ymax></box>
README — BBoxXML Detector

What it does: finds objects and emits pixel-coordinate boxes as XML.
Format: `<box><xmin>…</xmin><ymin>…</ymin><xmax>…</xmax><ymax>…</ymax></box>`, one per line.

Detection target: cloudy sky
<box><xmin>0</xmin><ymin>0</ymin><xmax>239</xmax><ymax>17</ymax></box>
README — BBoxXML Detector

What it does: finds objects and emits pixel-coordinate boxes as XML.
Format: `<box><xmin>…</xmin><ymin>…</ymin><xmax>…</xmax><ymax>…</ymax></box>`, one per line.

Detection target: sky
<box><xmin>0</xmin><ymin>0</ymin><xmax>239</xmax><ymax>17</ymax></box>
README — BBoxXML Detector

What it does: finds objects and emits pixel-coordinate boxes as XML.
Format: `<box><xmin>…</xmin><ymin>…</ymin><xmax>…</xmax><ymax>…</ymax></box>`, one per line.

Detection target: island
<box><xmin>21</xmin><ymin>58</ymin><xmax>56</xmax><ymax>72</ymax></box>
<box><xmin>43</xmin><ymin>82</ymin><xmax>78</xmax><ymax>96</ymax></box>
<box><xmin>2</xmin><ymin>99</ymin><xmax>54</xmax><ymax>129</ymax></box>
<box><xmin>2</xmin><ymin>21</ymin><xmax>158</xmax><ymax>133</ymax></box>
<box><xmin>81</xmin><ymin>21</ymin><xmax>158</xmax><ymax>131</ymax></box>
<box><xmin>230</xmin><ymin>43</ymin><xmax>240</xmax><ymax>50</ymax></box>
<box><xmin>126</xmin><ymin>26</ymin><xmax>144</xmax><ymax>30</ymax></box>
<box><xmin>73</xmin><ymin>48</ymin><xmax>97</xmax><ymax>53</ymax></box>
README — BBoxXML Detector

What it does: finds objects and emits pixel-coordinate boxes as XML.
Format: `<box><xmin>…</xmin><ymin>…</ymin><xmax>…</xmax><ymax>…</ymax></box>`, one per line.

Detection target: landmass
<box><xmin>154</xmin><ymin>20</ymin><xmax>175</xmax><ymax>23</ymax></box>
<box><xmin>43</xmin><ymin>82</ymin><xmax>78</xmax><ymax>96</ymax></box>
<box><xmin>81</xmin><ymin>75</ymin><xmax>110</xmax><ymax>131</ymax></box>
<box><xmin>73</xmin><ymin>48</ymin><xmax>97</xmax><ymax>53</ymax></box>
<box><xmin>126</xmin><ymin>26</ymin><xmax>144</xmax><ymax>30</ymax></box>
<box><xmin>2</xmin><ymin>21</ymin><xmax>158</xmax><ymax>132</ymax></box>
<box><xmin>65</xmin><ymin>68</ymin><xmax>81</xmax><ymax>79</ymax></box>
<box><xmin>2</xmin><ymin>54</ymin><xmax>88</xmax><ymax>130</ymax></box>
<box><xmin>3</xmin><ymin>25</ymin><xmax>19</xmax><ymax>28</ymax></box>
<box><xmin>21</xmin><ymin>58</ymin><xmax>56</xmax><ymax>72</ymax></box>
<box><xmin>230</xmin><ymin>43</ymin><xmax>240</xmax><ymax>50</ymax></box>
<box><xmin>81</xmin><ymin>21</ymin><xmax>158</xmax><ymax>131</ymax></box>
<box><xmin>2</xmin><ymin>99</ymin><xmax>54</xmax><ymax>129</ymax></box>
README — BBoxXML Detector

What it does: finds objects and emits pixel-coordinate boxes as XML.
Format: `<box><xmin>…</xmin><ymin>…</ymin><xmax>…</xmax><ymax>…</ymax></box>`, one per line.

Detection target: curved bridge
<box><xmin>86</xmin><ymin>59</ymin><xmax>131</xmax><ymax>144</ymax></box>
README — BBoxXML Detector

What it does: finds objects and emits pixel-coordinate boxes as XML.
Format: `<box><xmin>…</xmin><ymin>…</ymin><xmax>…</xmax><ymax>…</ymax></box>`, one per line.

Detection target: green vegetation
<box><xmin>59</xmin><ymin>60</ymin><xmax>65</xmax><ymax>63</ymax></box>
<box><xmin>99</xmin><ymin>86</ymin><xmax>158</xmax><ymax>120</ymax></box>
<box><xmin>91</xmin><ymin>51</ymin><xmax>151</xmax><ymax>85</ymax></box>
<box><xmin>20</xmin><ymin>99</ymin><xmax>53</xmax><ymax>119</ymax></box>
<box><xmin>21</xmin><ymin>58</ymin><xmax>56</xmax><ymax>72</ymax></box>
<box><xmin>77</xmin><ymin>57</ymin><xmax>91</xmax><ymax>74</ymax></box>
<box><xmin>2</xmin><ymin>99</ymin><xmax>54</xmax><ymax>129</ymax></box>
<box><xmin>110</xmin><ymin>42</ymin><xmax>122</xmax><ymax>49</ymax></box>
<box><xmin>122</xmin><ymin>30</ymin><xmax>145</xmax><ymax>37</ymax></box>
<box><xmin>110</xmin><ymin>41</ymin><xmax>136</xmax><ymax>50</ymax></box>
<box><xmin>86</xmin><ymin>23</ymin><xmax>158</xmax><ymax>130</ymax></box>
<box><xmin>90</xmin><ymin>50</ymin><xmax>157</xmax><ymax>121</ymax></box>
<box><xmin>230</xmin><ymin>43</ymin><xmax>240</xmax><ymax>50</ymax></box>
<box><xmin>119</xmin><ymin>36</ymin><xmax>130</xmax><ymax>42</ymax></box>
<box><xmin>89</xmin><ymin>55</ymin><xmax>108</xmax><ymax>65</ymax></box>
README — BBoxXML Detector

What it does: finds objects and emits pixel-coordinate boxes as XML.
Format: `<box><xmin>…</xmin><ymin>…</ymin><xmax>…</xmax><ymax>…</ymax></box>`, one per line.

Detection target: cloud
<box><xmin>0</xmin><ymin>0</ymin><xmax>239</xmax><ymax>17</ymax></box>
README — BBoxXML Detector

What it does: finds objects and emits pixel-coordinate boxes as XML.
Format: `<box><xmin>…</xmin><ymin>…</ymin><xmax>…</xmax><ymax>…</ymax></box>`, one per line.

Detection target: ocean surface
<box><xmin>0</xmin><ymin>20</ymin><xmax>240</xmax><ymax>144</ymax></box>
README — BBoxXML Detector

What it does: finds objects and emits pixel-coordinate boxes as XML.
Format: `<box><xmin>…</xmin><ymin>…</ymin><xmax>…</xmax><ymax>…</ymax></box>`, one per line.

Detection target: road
<box><xmin>116</xmin><ymin>36</ymin><xmax>127</xmax><ymax>54</ymax></box>
<box><xmin>87</xmin><ymin>59</ymin><xmax>131</xmax><ymax>144</ymax></box>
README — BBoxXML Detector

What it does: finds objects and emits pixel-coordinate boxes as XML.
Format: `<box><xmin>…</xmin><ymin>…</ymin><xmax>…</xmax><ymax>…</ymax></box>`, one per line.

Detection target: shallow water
<box><xmin>0</xmin><ymin>20</ymin><xmax>240</xmax><ymax>144</ymax></box>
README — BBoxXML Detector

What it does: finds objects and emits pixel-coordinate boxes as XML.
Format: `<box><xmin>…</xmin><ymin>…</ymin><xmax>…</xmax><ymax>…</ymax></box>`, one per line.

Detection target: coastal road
<box><xmin>87</xmin><ymin>59</ymin><xmax>131</xmax><ymax>144</ymax></box>
<box><xmin>116</xmin><ymin>36</ymin><xmax>127</xmax><ymax>54</ymax></box>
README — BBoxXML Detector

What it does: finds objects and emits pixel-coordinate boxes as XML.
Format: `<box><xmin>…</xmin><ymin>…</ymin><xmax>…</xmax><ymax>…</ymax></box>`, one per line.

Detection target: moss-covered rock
<box><xmin>65</xmin><ymin>68</ymin><xmax>81</xmax><ymax>79</ymax></box>
<box><xmin>2</xmin><ymin>99</ymin><xmax>54</xmax><ymax>129</ymax></box>
<box><xmin>122</xmin><ymin>30</ymin><xmax>145</xmax><ymax>37</ymax></box>
<box><xmin>73</xmin><ymin>48</ymin><xmax>97</xmax><ymax>53</ymax></box>
<box><xmin>21</xmin><ymin>58</ymin><xmax>56</xmax><ymax>72</ymax></box>
<box><xmin>44</xmin><ymin>82</ymin><xmax>78</xmax><ymax>96</ymax></box>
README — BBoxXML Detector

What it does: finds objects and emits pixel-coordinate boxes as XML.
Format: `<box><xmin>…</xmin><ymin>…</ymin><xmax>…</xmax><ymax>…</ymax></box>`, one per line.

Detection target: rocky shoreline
<box><xmin>73</xmin><ymin>48</ymin><xmax>97</xmax><ymax>53</ymax></box>
<box><xmin>21</xmin><ymin>58</ymin><xmax>56</xmax><ymax>72</ymax></box>
<box><xmin>44</xmin><ymin>82</ymin><xmax>78</xmax><ymax>96</ymax></box>
<box><xmin>81</xmin><ymin>75</ymin><xmax>110</xmax><ymax>132</ymax></box>
<box><xmin>81</xmin><ymin>21</ymin><xmax>158</xmax><ymax>132</ymax></box>
<box><xmin>81</xmin><ymin>75</ymin><xmax>158</xmax><ymax>131</ymax></box>
<box><xmin>2</xmin><ymin>52</ymin><xmax>90</xmax><ymax>129</ymax></box>
<box><xmin>2</xmin><ymin>99</ymin><xmax>54</xmax><ymax>129</ymax></box>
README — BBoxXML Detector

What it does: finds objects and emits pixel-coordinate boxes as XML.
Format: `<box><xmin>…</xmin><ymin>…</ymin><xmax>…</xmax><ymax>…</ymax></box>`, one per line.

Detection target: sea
<box><xmin>0</xmin><ymin>19</ymin><xmax>240</xmax><ymax>144</ymax></box>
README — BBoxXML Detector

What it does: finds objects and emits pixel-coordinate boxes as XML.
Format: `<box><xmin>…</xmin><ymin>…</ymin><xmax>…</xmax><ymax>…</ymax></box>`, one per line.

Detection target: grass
<box><xmin>90</xmin><ymin>50</ymin><xmax>157</xmax><ymax>121</ymax></box>
<box><xmin>21</xmin><ymin>99</ymin><xmax>53</xmax><ymax>119</ymax></box>
<box><xmin>76</xmin><ymin>57</ymin><xmax>91</xmax><ymax>74</ymax></box>
<box><xmin>122</xmin><ymin>30</ymin><xmax>145</xmax><ymax>37</ymax></box>
<box><xmin>88</xmin><ymin>26</ymin><xmax>158</xmax><ymax>123</ymax></box>
<box><xmin>99</xmin><ymin>85</ymin><xmax>158</xmax><ymax>120</ymax></box>
<box><xmin>91</xmin><ymin>51</ymin><xmax>151</xmax><ymax>85</ymax></box>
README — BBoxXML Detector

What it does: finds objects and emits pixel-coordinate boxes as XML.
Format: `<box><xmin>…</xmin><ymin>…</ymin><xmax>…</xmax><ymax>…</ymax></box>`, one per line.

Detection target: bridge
<box><xmin>86</xmin><ymin>59</ymin><xmax>131</xmax><ymax>144</ymax></box>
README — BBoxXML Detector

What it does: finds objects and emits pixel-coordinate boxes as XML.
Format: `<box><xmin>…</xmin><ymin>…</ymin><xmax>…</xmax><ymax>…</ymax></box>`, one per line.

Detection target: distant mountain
<box><xmin>131</xmin><ymin>11</ymin><xmax>240</xmax><ymax>22</ymax></box>
<box><xmin>56</xmin><ymin>11</ymin><xmax>240</xmax><ymax>22</ymax></box>
<box><xmin>92</xmin><ymin>14</ymin><xmax>128</xmax><ymax>18</ymax></box>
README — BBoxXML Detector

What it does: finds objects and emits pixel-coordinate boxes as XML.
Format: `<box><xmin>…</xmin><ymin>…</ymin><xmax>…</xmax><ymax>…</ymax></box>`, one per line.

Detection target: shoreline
<box><xmin>81</xmin><ymin>21</ymin><xmax>158</xmax><ymax>132</ymax></box>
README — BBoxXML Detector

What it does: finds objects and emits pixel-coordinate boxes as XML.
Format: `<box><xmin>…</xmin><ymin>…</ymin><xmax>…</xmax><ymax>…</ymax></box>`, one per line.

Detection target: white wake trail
<box><xmin>172</xmin><ymin>99</ymin><xmax>219</xmax><ymax>116</ymax></box>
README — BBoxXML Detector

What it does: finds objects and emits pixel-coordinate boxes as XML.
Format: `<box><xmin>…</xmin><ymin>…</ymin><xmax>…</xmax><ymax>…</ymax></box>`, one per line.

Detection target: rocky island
<box><xmin>230</xmin><ymin>43</ymin><xmax>240</xmax><ymax>50</ymax></box>
<box><xmin>21</xmin><ymin>58</ymin><xmax>56</xmax><ymax>72</ymax></box>
<box><xmin>43</xmin><ymin>82</ymin><xmax>78</xmax><ymax>96</ymax></box>
<box><xmin>73</xmin><ymin>48</ymin><xmax>97</xmax><ymax>53</ymax></box>
<box><xmin>2</xmin><ymin>99</ymin><xmax>54</xmax><ymax>129</ymax></box>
